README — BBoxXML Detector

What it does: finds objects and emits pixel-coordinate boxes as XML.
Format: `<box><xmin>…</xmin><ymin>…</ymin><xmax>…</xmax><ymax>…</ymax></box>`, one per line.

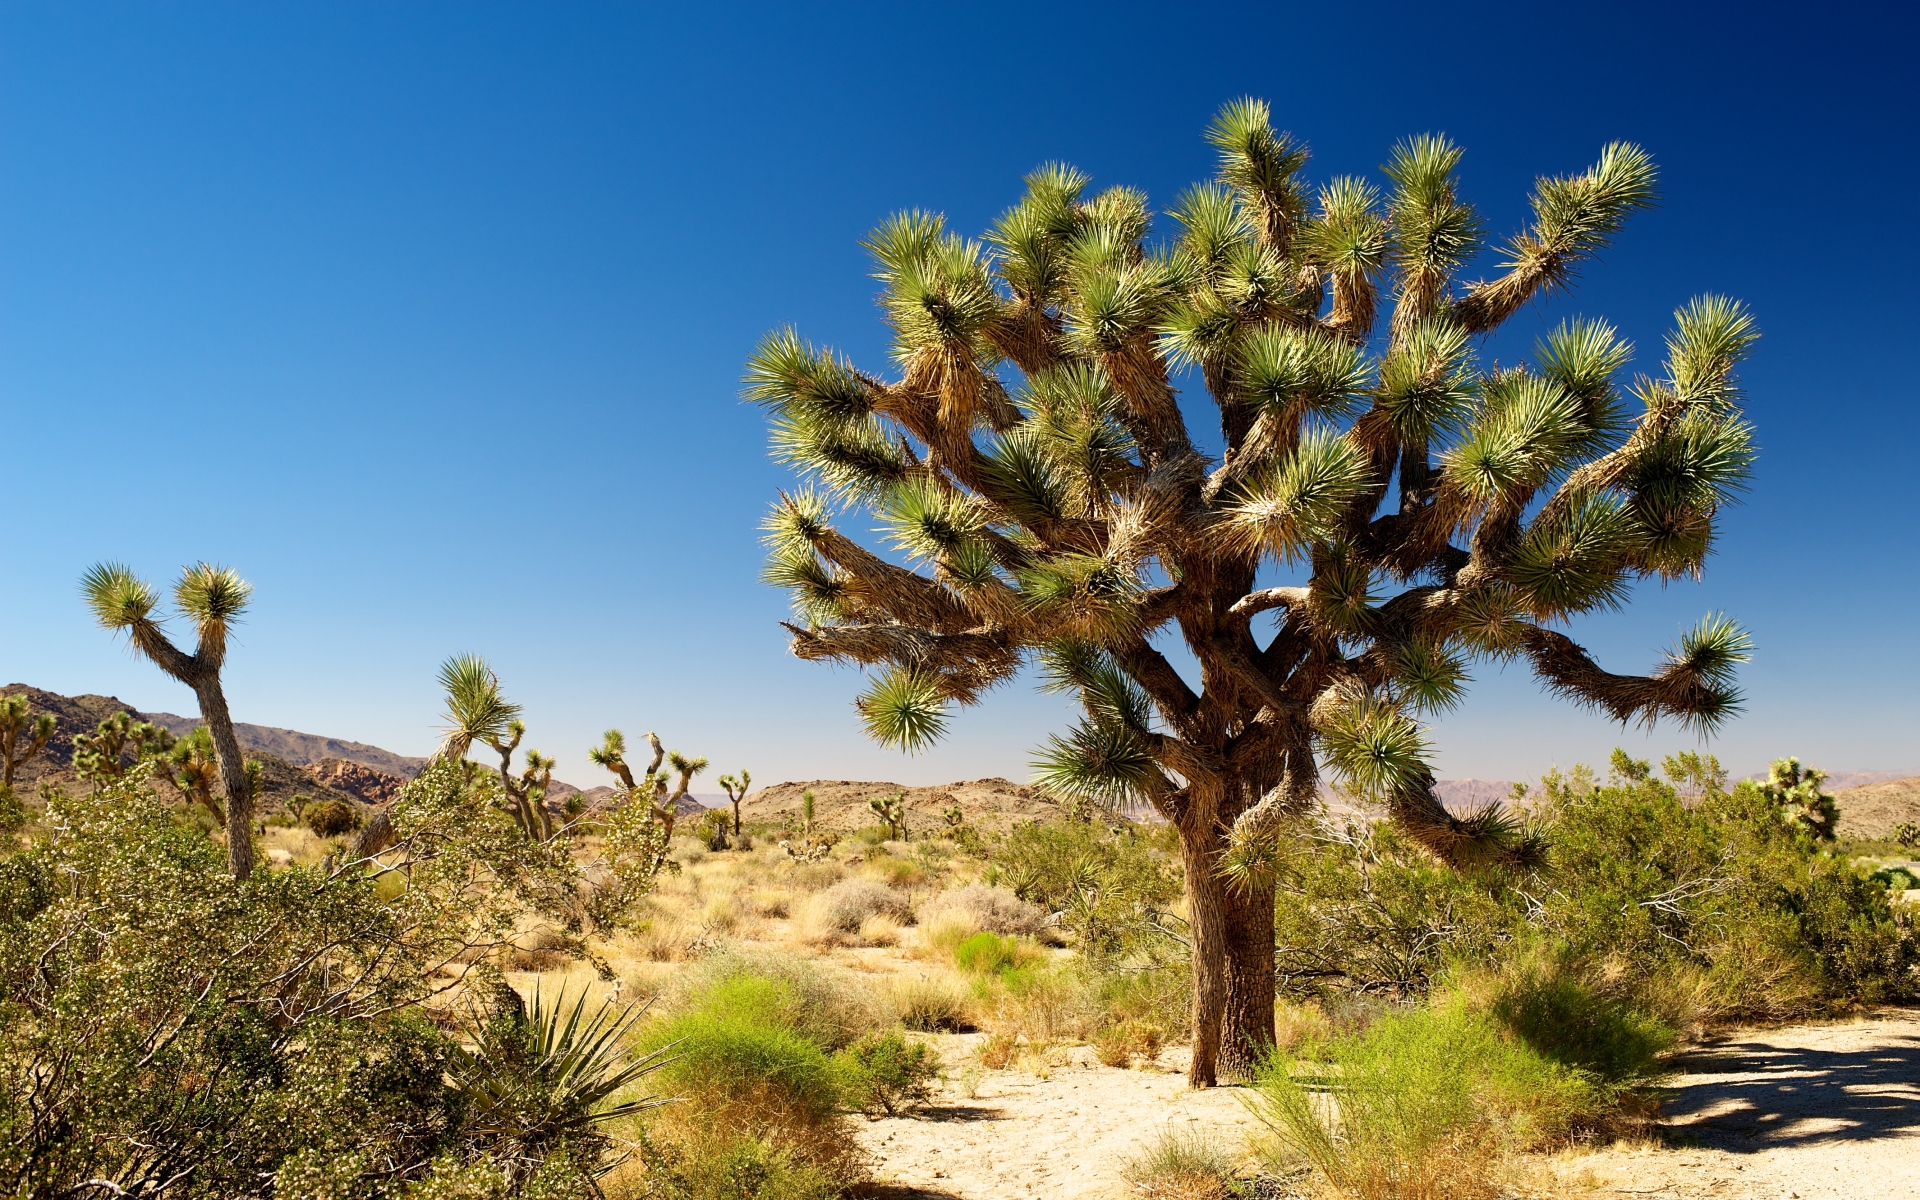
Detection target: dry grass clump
<box><xmin>920</xmin><ymin>883</ymin><xmax>1042</xmax><ymax>936</ymax></box>
<box><xmin>801</xmin><ymin>878</ymin><xmax>913</xmax><ymax>943</ymax></box>
<box><xmin>857</xmin><ymin>913</ymin><xmax>901</xmax><ymax>946</ymax></box>
<box><xmin>1120</xmin><ymin>1128</ymin><xmax>1239</xmax><ymax>1200</ymax></box>
<box><xmin>1092</xmin><ymin>1018</ymin><xmax>1164</xmax><ymax>1068</ymax></box>
<box><xmin>659</xmin><ymin>945</ymin><xmax>888</xmax><ymax>1049</ymax></box>
<box><xmin>889</xmin><ymin>972</ymin><xmax>971</xmax><ymax>1032</ymax></box>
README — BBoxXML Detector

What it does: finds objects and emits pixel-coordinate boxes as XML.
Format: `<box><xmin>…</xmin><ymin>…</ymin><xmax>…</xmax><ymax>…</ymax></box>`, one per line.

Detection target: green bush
<box><xmin>305</xmin><ymin>797</ymin><xmax>362</xmax><ymax>837</ymax></box>
<box><xmin>1447</xmin><ymin>946</ymin><xmax>1672</xmax><ymax>1090</ymax></box>
<box><xmin>1250</xmin><ymin>1004</ymin><xmax>1608</xmax><ymax>1199</ymax></box>
<box><xmin>836</xmin><ymin>1031</ymin><xmax>939</xmax><ymax>1115</ymax></box>
<box><xmin>953</xmin><ymin>931</ymin><xmax>1043</xmax><ymax>976</ymax></box>
<box><xmin>990</xmin><ymin>817</ymin><xmax>1180</xmax><ymax>957</ymax></box>
<box><xmin>640</xmin><ymin>976</ymin><xmax>846</xmax><ymax>1125</ymax></box>
<box><xmin>634</xmin><ymin>1130</ymin><xmax>839</xmax><ymax>1200</ymax></box>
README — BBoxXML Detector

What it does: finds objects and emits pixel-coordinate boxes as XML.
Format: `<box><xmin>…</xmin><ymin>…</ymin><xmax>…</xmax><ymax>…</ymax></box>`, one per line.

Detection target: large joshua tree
<box><xmin>81</xmin><ymin>562</ymin><xmax>260</xmax><ymax>879</ymax></box>
<box><xmin>750</xmin><ymin>100</ymin><xmax>1756</xmax><ymax>1084</ymax></box>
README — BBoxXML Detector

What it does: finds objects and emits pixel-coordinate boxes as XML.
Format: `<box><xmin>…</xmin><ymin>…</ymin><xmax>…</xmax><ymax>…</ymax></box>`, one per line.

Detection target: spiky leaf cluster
<box><xmin>752</xmin><ymin>100</ymin><xmax>1756</xmax><ymax>862</ymax></box>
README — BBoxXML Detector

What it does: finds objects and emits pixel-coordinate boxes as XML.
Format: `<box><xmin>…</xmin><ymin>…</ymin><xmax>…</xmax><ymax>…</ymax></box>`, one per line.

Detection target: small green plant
<box><xmin>836</xmin><ymin>1031</ymin><xmax>940</xmax><ymax>1116</ymax></box>
<box><xmin>953</xmin><ymin>931</ymin><xmax>1043</xmax><ymax>976</ymax></box>
<box><xmin>697</xmin><ymin>806</ymin><xmax>733</xmax><ymax>851</ymax></box>
<box><xmin>304</xmin><ymin>797</ymin><xmax>361</xmax><ymax>837</ymax></box>
<box><xmin>868</xmin><ymin>791</ymin><xmax>908</xmax><ymax>841</ymax></box>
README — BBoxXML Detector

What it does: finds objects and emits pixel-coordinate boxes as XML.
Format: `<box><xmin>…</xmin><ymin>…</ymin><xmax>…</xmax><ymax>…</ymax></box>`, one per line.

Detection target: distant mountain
<box><xmin>1</xmin><ymin>684</ymin><xmax>362</xmax><ymax>814</ymax></box>
<box><xmin>139</xmin><ymin>711</ymin><xmax>427</xmax><ymax>778</ymax></box>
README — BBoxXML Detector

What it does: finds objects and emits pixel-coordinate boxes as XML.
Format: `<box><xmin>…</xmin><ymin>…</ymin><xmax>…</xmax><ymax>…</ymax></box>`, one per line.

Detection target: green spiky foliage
<box><xmin>750</xmin><ymin>101</ymin><xmax>1754</xmax><ymax>1084</ymax></box>
<box><xmin>1760</xmin><ymin>757</ymin><xmax>1838</xmax><ymax>841</ymax></box>
<box><xmin>71</xmin><ymin>712</ymin><xmax>175</xmax><ymax>784</ymax></box>
<box><xmin>164</xmin><ymin>725</ymin><xmax>226</xmax><ymax>825</ymax></box>
<box><xmin>79</xmin><ymin>561</ymin><xmax>262</xmax><ymax>878</ymax></box>
<box><xmin>589</xmin><ymin>728</ymin><xmax>706</xmax><ymax>841</ymax></box>
<box><xmin>0</xmin><ymin>694</ymin><xmax>57</xmax><ymax>795</ymax></box>
<box><xmin>433</xmin><ymin>655</ymin><xmax>557</xmax><ymax>840</ymax></box>
<box><xmin>1895</xmin><ymin>822</ymin><xmax>1919</xmax><ymax>852</ymax></box>
<box><xmin>868</xmin><ymin>791</ymin><xmax>909</xmax><ymax>841</ymax></box>
<box><xmin>718</xmin><ymin>768</ymin><xmax>752</xmax><ymax>836</ymax></box>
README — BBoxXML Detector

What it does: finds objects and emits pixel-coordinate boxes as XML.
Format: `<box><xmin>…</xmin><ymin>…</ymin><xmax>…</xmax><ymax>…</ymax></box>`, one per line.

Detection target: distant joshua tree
<box><xmin>433</xmin><ymin>654</ymin><xmax>556</xmax><ymax>839</ymax></box>
<box><xmin>0</xmin><ymin>694</ymin><xmax>56</xmax><ymax>795</ymax></box>
<box><xmin>718</xmin><ymin>769</ymin><xmax>752</xmax><ymax>836</ymax></box>
<box><xmin>81</xmin><ymin>563</ymin><xmax>261</xmax><ymax>878</ymax></box>
<box><xmin>590</xmin><ymin>729</ymin><xmax>707</xmax><ymax>840</ymax></box>
<box><xmin>750</xmin><ymin>99</ymin><xmax>1756</xmax><ymax>1082</ymax></box>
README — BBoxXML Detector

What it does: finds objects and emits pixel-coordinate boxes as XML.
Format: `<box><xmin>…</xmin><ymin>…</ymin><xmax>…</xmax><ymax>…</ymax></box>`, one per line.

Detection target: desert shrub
<box><xmin>1535</xmin><ymin>758</ymin><xmax>1917</xmax><ymax>1017</ymax></box>
<box><xmin>1272</xmin><ymin>815</ymin><xmax>1515</xmax><ymax>998</ymax></box>
<box><xmin>863</xmin><ymin>854</ymin><xmax>929</xmax><ymax>887</ymax></box>
<box><xmin>953</xmin><ymin>931</ymin><xmax>1045</xmax><ymax>976</ymax></box>
<box><xmin>808</xmin><ymin>878</ymin><xmax>912</xmax><ymax>936</ymax></box>
<box><xmin>632</xmin><ymin>1130</ymin><xmax>839</xmax><ymax>1200</ymax></box>
<box><xmin>991</xmin><ymin>818</ymin><xmax>1181</xmax><ymax>957</ymax></box>
<box><xmin>837</xmin><ymin>1031</ymin><xmax>940</xmax><ymax>1116</ymax></box>
<box><xmin>920</xmin><ymin>883</ymin><xmax>1042</xmax><ymax>936</ymax></box>
<box><xmin>1120</xmin><ymin>1128</ymin><xmax>1236</xmax><ymax>1200</ymax></box>
<box><xmin>305</xmin><ymin>797</ymin><xmax>362</xmax><ymax>837</ymax></box>
<box><xmin>788</xmin><ymin>860</ymin><xmax>841</xmax><ymax>891</ymax></box>
<box><xmin>973</xmin><ymin>964</ymin><xmax>1101</xmax><ymax>1043</ymax></box>
<box><xmin>1250</xmin><ymin>1005</ymin><xmax>1607</xmax><ymax>1200</ymax></box>
<box><xmin>1092</xmin><ymin>1018</ymin><xmax>1164</xmax><ymax>1068</ymax></box>
<box><xmin>890</xmin><ymin>972</ymin><xmax>971</xmax><ymax>1032</ymax></box>
<box><xmin>636</xmin><ymin>977</ymin><xmax>857</xmax><ymax>1178</ymax></box>
<box><xmin>662</xmin><ymin>946</ymin><xmax>883</xmax><ymax>1051</ymax></box>
<box><xmin>1445</xmin><ymin>947</ymin><xmax>1672</xmax><ymax>1091</ymax></box>
<box><xmin>1875</xmin><ymin>866</ymin><xmax>1920</xmax><ymax>892</ymax></box>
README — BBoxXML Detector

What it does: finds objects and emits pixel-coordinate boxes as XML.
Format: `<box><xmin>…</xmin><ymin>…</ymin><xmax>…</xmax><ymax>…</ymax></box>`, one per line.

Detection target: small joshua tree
<box><xmin>81</xmin><ymin>562</ymin><xmax>260</xmax><ymax>878</ymax></box>
<box><xmin>869</xmin><ymin>791</ymin><xmax>909</xmax><ymax>841</ymax></box>
<box><xmin>590</xmin><ymin>730</ymin><xmax>707</xmax><ymax>840</ymax></box>
<box><xmin>434</xmin><ymin>654</ymin><xmax>557</xmax><ymax>840</ymax></box>
<box><xmin>803</xmin><ymin>786</ymin><xmax>817</xmax><ymax>834</ymax></box>
<box><xmin>1894</xmin><ymin>822</ymin><xmax>1919</xmax><ymax>851</ymax></box>
<box><xmin>1761</xmin><ymin>757</ymin><xmax>1837</xmax><ymax>841</ymax></box>
<box><xmin>718</xmin><ymin>769</ymin><xmax>752</xmax><ymax>836</ymax></box>
<box><xmin>751</xmin><ymin>100</ymin><xmax>1756</xmax><ymax>1081</ymax></box>
<box><xmin>0</xmin><ymin>694</ymin><xmax>56</xmax><ymax>795</ymax></box>
<box><xmin>71</xmin><ymin>712</ymin><xmax>176</xmax><ymax>784</ymax></box>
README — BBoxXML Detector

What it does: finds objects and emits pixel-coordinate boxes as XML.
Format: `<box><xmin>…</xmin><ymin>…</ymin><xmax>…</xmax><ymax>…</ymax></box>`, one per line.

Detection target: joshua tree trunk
<box><xmin>195</xmin><ymin>680</ymin><xmax>255</xmax><ymax>880</ymax></box>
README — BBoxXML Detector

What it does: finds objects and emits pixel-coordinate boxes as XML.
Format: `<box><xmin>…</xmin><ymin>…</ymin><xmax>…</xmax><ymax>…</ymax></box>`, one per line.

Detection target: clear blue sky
<box><xmin>4</xmin><ymin>1</ymin><xmax>1915</xmax><ymax>789</ymax></box>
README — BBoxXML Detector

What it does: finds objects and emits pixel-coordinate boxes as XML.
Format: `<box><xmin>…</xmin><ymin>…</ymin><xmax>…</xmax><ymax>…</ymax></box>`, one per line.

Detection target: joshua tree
<box><xmin>590</xmin><ymin>730</ymin><xmax>707</xmax><ymax>840</ymax></box>
<box><xmin>718</xmin><ymin>768</ymin><xmax>752</xmax><ymax>836</ymax></box>
<box><xmin>434</xmin><ymin>654</ymin><xmax>556</xmax><ymax>839</ymax></box>
<box><xmin>1895</xmin><ymin>822</ymin><xmax>1919</xmax><ymax>851</ymax></box>
<box><xmin>868</xmin><ymin>791</ymin><xmax>910</xmax><ymax>841</ymax></box>
<box><xmin>165</xmin><ymin>725</ymin><xmax>226</xmax><ymax>824</ymax></box>
<box><xmin>71</xmin><ymin>712</ymin><xmax>176</xmax><ymax>784</ymax></box>
<box><xmin>81</xmin><ymin>562</ymin><xmax>260</xmax><ymax>877</ymax></box>
<box><xmin>1761</xmin><ymin>757</ymin><xmax>1837</xmax><ymax>841</ymax></box>
<box><xmin>0</xmin><ymin>694</ymin><xmax>56</xmax><ymax>795</ymax></box>
<box><xmin>750</xmin><ymin>100</ymin><xmax>1756</xmax><ymax>1082</ymax></box>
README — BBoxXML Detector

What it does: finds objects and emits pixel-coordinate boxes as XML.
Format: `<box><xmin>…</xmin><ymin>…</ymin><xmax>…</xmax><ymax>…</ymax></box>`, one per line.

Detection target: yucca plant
<box><xmin>80</xmin><ymin>561</ymin><xmax>261</xmax><ymax>877</ymax></box>
<box><xmin>718</xmin><ymin>768</ymin><xmax>752</xmax><ymax>836</ymax></box>
<box><xmin>750</xmin><ymin>100</ymin><xmax>1756</xmax><ymax>1082</ymax></box>
<box><xmin>451</xmin><ymin>984</ymin><xmax>672</xmax><ymax>1186</ymax></box>
<box><xmin>433</xmin><ymin>654</ymin><xmax>561</xmax><ymax>840</ymax></box>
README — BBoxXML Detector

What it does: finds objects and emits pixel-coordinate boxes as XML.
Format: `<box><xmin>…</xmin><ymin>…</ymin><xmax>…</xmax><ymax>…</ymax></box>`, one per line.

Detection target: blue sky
<box><xmin>4</xmin><ymin>1</ymin><xmax>1915</xmax><ymax>789</ymax></box>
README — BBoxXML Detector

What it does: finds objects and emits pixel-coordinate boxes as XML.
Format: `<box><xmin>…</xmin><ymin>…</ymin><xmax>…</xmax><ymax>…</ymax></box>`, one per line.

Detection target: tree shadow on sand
<box><xmin>1660</xmin><ymin>1022</ymin><xmax>1920</xmax><ymax>1150</ymax></box>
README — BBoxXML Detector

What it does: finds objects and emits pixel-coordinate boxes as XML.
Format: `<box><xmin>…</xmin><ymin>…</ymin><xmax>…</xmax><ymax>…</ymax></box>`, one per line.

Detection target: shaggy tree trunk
<box><xmin>1179</xmin><ymin>811</ymin><xmax>1278</xmax><ymax>1087</ymax></box>
<box><xmin>195</xmin><ymin>680</ymin><xmax>254</xmax><ymax>881</ymax></box>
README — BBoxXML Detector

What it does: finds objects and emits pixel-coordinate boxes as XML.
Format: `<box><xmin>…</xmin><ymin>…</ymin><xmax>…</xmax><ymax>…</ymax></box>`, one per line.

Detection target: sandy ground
<box><xmin>1559</xmin><ymin>1010</ymin><xmax>1920</xmax><ymax>1200</ymax></box>
<box><xmin>856</xmin><ymin>1012</ymin><xmax>1920</xmax><ymax>1200</ymax></box>
<box><xmin>856</xmin><ymin>1038</ymin><xmax>1264</xmax><ymax>1200</ymax></box>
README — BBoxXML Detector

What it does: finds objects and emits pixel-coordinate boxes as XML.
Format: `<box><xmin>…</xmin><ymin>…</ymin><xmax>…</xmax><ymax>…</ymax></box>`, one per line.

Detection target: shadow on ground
<box><xmin>1662</xmin><ymin>1021</ymin><xmax>1920</xmax><ymax>1149</ymax></box>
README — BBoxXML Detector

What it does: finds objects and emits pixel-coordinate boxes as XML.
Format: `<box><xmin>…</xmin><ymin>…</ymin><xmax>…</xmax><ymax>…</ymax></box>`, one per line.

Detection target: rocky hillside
<box><xmin>1833</xmin><ymin>777</ymin><xmax>1920</xmax><ymax>840</ymax></box>
<box><xmin>140</xmin><ymin>710</ymin><xmax>426</xmax><ymax>777</ymax></box>
<box><xmin>741</xmin><ymin>777</ymin><xmax>1066</xmax><ymax>836</ymax></box>
<box><xmin>2</xmin><ymin>685</ymin><xmax>361</xmax><ymax>815</ymax></box>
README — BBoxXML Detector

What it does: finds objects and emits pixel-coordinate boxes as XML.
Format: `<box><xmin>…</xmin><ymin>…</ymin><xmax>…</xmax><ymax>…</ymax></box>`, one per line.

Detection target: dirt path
<box><xmin>859</xmin><ymin>1013</ymin><xmax>1920</xmax><ymax>1200</ymax></box>
<box><xmin>856</xmin><ymin>1038</ymin><xmax>1263</xmax><ymax>1199</ymax></box>
<box><xmin>1561</xmin><ymin>1010</ymin><xmax>1920</xmax><ymax>1200</ymax></box>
